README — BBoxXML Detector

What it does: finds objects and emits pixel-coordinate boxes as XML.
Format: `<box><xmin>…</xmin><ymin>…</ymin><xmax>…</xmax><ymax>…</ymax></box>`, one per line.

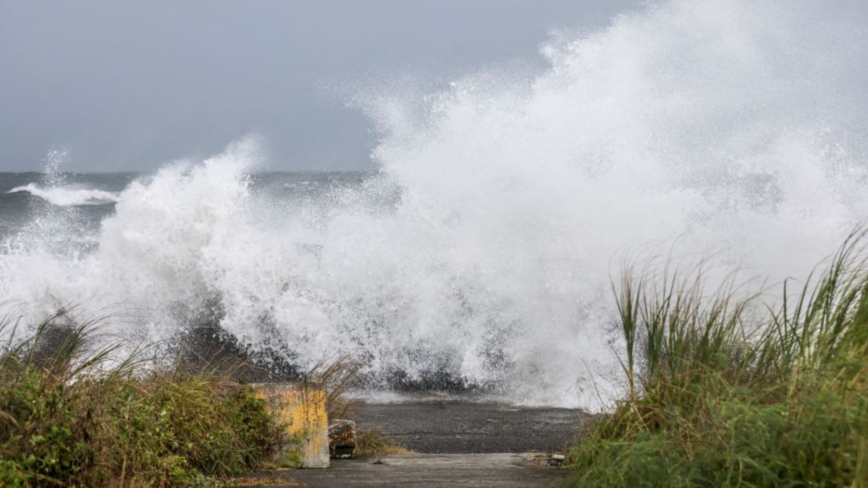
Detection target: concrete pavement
<box><xmin>237</xmin><ymin>453</ymin><xmax>571</xmax><ymax>487</ymax></box>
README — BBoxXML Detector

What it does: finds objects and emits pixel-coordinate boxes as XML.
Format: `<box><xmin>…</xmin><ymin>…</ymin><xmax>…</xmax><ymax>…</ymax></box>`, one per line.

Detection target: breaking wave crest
<box><xmin>9</xmin><ymin>184</ymin><xmax>120</xmax><ymax>206</ymax></box>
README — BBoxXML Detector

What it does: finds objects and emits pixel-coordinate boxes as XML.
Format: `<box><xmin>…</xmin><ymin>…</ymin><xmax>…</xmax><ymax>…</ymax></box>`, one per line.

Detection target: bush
<box><xmin>0</xmin><ymin>313</ymin><xmax>283</xmax><ymax>487</ymax></box>
<box><xmin>568</xmin><ymin>230</ymin><xmax>868</xmax><ymax>487</ymax></box>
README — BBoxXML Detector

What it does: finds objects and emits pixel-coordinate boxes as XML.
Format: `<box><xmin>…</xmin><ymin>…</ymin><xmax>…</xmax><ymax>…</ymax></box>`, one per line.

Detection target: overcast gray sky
<box><xmin>0</xmin><ymin>0</ymin><xmax>642</xmax><ymax>172</ymax></box>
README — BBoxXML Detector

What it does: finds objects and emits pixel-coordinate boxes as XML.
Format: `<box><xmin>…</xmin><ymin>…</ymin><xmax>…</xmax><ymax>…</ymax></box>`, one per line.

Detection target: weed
<box><xmin>354</xmin><ymin>428</ymin><xmax>411</xmax><ymax>457</ymax></box>
<box><xmin>306</xmin><ymin>355</ymin><xmax>363</xmax><ymax>420</ymax></box>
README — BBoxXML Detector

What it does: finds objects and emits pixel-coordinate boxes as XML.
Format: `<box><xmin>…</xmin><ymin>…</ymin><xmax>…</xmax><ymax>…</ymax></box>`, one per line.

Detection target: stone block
<box><xmin>329</xmin><ymin>419</ymin><xmax>357</xmax><ymax>459</ymax></box>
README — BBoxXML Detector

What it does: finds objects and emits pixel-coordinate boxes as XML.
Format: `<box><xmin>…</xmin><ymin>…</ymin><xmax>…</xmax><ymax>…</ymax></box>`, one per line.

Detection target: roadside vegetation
<box><xmin>0</xmin><ymin>312</ymin><xmax>284</xmax><ymax>487</ymax></box>
<box><xmin>354</xmin><ymin>428</ymin><xmax>412</xmax><ymax>457</ymax></box>
<box><xmin>568</xmin><ymin>230</ymin><xmax>868</xmax><ymax>487</ymax></box>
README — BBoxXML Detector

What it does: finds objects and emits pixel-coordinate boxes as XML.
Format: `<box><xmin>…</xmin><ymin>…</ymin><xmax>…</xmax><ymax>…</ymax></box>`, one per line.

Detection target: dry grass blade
<box><xmin>354</xmin><ymin>429</ymin><xmax>412</xmax><ymax>456</ymax></box>
<box><xmin>306</xmin><ymin>355</ymin><xmax>364</xmax><ymax>419</ymax></box>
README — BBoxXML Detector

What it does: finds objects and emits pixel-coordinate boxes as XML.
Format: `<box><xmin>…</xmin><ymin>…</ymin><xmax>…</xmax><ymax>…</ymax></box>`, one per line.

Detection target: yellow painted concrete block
<box><xmin>252</xmin><ymin>383</ymin><xmax>330</xmax><ymax>468</ymax></box>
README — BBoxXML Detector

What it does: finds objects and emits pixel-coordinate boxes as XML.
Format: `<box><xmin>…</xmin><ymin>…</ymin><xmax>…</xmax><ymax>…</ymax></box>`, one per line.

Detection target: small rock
<box><xmin>549</xmin><ymin>454</ymin><xmax>566</xmax><ymax>466</ymax></box>
<box><xmin>329</xmin><ymin>419</ymin><xmax>357</xmax><ymax>459</ymax></box>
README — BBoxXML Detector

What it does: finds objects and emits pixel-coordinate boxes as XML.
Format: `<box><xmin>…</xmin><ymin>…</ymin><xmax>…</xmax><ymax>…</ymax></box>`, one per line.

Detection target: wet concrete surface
<box><xmin>238</xmin><ymin>453</ymin><xmax>572</xmax><ymax>487</ymax></box>
<box><xmin>238</xmin><ymin>400</ymin><xmax>589</xmax><ymax>487</ymax></box>
<box><xmin>348</xmin><ymin>400</ymin><xmax>592</xmax><ymax>453</ymax></box>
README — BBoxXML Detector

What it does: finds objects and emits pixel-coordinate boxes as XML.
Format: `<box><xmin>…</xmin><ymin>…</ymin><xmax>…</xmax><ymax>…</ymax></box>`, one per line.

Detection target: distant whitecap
<box><xmin>9</xmin><ymin>183</ymin><xmax>120</xmax><ymax>206</ymax></box>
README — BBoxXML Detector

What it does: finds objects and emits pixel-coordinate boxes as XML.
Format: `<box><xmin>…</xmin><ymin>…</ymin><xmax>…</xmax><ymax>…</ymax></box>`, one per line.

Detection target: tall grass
<box><xmin>307</xmin><ymin>355</ymin><xmax>363</xmax><ymax>420</ymax></box>
<box><xmin>0</xmin><ymin>311</ymin><xmax>283</xmax><ymax>487</ymax></box>
<box><xmin>569</xmin><ymin>230</ymin><xmax>868</xmax><ymax>487</ymax></box>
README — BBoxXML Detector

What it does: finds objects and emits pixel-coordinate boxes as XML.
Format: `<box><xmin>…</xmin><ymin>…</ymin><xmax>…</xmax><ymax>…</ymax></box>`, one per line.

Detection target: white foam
<box><xmin>9</xmin><ymin>184</ymin><xmax>120</xmax><ymax>206</ymax></box>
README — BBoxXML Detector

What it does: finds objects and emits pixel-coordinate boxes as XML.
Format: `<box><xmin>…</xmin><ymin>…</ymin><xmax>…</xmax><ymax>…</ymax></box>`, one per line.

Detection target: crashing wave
<box><xmin>1</xmin><ymin>0</ymin><xmax>868</xmax><ymax>409</ymax></box>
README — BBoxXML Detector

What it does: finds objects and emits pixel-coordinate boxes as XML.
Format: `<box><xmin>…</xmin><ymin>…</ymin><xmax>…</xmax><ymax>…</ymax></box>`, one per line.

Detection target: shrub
<box><xmin>0</xmin><ymin>312</ymin><xmax>283</xmax><ymax>487</ymax></box>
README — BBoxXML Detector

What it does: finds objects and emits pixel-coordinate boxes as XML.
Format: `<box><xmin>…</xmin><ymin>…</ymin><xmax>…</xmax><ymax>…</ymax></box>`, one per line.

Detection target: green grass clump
<box><xmin>568</xmin><ymin>230</ymin><xmax>868</xmax><ymax>487</ymax></box>
<box><xmin>0</xmin><ymin>313</ymin><xmax>283</xmax><ymax>487</ymax></box>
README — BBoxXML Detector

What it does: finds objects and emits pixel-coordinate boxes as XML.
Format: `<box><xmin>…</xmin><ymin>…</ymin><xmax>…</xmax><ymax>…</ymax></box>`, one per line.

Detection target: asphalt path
<box><xmin>348</xmin><ymin>399</ymin><xmax>592</xmax><ymax>453</ymax></box>
<box><xmin>242</xmin><ymin>453</ymin><xmax>572</xmax><ymax>487</ymax></box>
<box><xmin>238</xmin><ymin>399</ymin><xmax>590</xmax><ymax>487</ymax></box>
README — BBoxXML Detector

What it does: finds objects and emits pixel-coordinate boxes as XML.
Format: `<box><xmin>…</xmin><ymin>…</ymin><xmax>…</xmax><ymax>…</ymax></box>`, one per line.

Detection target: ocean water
<box><xmin>0</xmin><ymin>170</ymin><xmax>376</xmax><ymax>254</ymax></box>
<box><xmin>2</xmin><ymin>0</ymin><xmax>868</xmax><ymax>409</ymax></box>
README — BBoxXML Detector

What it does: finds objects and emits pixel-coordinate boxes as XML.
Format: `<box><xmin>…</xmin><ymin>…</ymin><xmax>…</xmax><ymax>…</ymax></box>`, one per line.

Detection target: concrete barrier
<box><xmin>251</xmin><ymin>382</ymin><xmax>330</xmax><ymax>468</ymax></box>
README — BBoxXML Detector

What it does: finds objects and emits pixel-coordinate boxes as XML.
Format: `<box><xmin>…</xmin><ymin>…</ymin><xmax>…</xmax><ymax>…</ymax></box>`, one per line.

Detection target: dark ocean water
<box><xmin>0</xmin><ymin>171</ymin><xmax>375</xmax><ymax>244</ymax></box>
<box><xmin>0</xmin><ymin>173</ymin><xmax>130</xmax><ymax>240</ymax></box>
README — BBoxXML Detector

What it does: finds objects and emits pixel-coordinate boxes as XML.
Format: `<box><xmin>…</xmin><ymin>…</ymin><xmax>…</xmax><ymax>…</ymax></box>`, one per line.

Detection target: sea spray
<box><xmin>1</xmin><ymin>0</ymin><xmax>868</xmax><ymax>408</ymax></box>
